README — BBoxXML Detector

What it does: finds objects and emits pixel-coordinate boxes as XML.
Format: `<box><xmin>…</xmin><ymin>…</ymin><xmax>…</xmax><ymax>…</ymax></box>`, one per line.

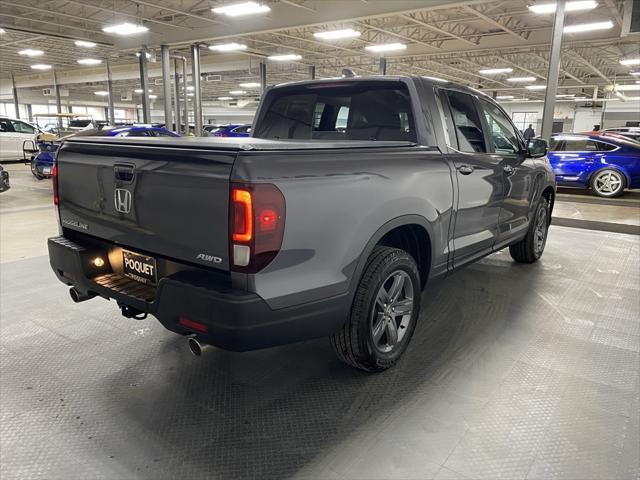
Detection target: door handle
<box><xmin>457</xmin><ymin>165</ymin><xmax>474</xmax><ymax>175</ymax></box>
<box><xmin>503</xmin><ymin>165</ymin><xmax>515</xmax><ymax>176</ymax></box>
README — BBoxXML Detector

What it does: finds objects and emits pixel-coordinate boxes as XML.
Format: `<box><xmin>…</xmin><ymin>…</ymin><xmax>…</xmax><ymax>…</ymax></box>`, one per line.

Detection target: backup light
<box><xmin>31</xmin><ymin>64</ymin><xmax>52</xmax><ymax>70</ymax></box>
<box><xmin>479</xmin><ymin>67</ymin><xmax>513</xmax><ymax>75</ymax></box>
<box><xmin>267</xmin><ymin>54</ymin><xmax>302</xmax><ymax>61</ymax></box>
<box><xmin>212</xmin><ymin>2</ymin><xmax>270</xmax><ymax>17</ymax></box>
<box><xmin>528</xmin><ymin>1</ymin><xmax>598</xmax><ymax>14</ymax></box>
<box><xmin>313</xmin><ymin>29</ymin><xmax>361</xmax><ymax>40</ymax></box>
<box><xmin>239</xmin><ymin>82</ymin><xmax>261</xmax><ymax>88</ymax></box>
<box><xmin>19</xmin><ymin>49</ymin><xmax>44</xmax><ymax>57</ymax></box>
<box><xmin>365</xmin><ymin>43</ymin><xmax>406</xmax><ymax>53</ymax></box>
<box><xmin>620</xmin><ymin>58</ymin><xmax>640</xmax><ymax>66</ymax></box>
<box><xmin>507</xmin><ymin>76</ymin><xmax>536</xmax><ymax>82</ymax></box>
<box><xmin>77</xmin><ymin>58</ymin><xmax>102</xmax><ymax>65</ymax></box>
<box><xmin>102</xmin><ymin>23</ymin><xmax>148</xmax><ymax>35</ymax></box>
<box><xmin>75</xmin><ymin>40</ymin><xmax>96</xmax><ymax>48</ymax></box>
<box><xmin>208</xmin><ymin>43</ymin><xmax>247</xmax><ymax>52</ymax></box>
<box><xmin>563</xmin><ymin>21</ymin><xmax>613</xmax><ymax>33</ymax></box>
<box><xmin>92</xmin><ymin>257</ymin><xmax>105</xmax><ymax>267</ymax></box>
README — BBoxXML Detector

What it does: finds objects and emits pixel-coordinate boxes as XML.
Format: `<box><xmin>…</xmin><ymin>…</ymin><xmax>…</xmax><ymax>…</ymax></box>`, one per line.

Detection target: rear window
<box><xmin>254</xmin><ymin>82</ymin><xmax>417</xmax><ymax>142</ymax></box>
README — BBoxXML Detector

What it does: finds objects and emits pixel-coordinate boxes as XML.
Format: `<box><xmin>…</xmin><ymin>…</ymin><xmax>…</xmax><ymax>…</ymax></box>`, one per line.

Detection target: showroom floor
<box><xmin>1</xmin><ymin>163</ymin><xmax>639</xmax><ymax>480</ymax></box>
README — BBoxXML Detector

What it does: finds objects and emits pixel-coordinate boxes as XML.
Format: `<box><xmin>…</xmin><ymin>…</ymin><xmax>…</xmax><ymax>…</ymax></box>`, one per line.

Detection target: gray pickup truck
<box><xmin>48</xmin><ymin>76</ymin><xmax>555</xmax><ymax>371</ymax></box>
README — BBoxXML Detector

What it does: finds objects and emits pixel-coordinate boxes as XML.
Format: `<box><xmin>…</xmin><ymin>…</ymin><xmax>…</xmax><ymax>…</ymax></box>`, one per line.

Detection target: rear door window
<box><xmin>443</xmin><ymin>91</ymin><xmax>486</xmax><ymax>153</ymax></box>
<box><xmin>254</xmin><ymin>82</ymin><xmax>416</xmax><ymax>142</ymax></box>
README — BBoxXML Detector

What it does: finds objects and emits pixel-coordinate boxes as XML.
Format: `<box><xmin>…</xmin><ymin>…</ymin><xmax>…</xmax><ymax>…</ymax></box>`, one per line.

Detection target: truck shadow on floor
<box><xmin>100</xmin><ymin>257</ymin><xmax>542</xmax><ymax>479</ymax></box>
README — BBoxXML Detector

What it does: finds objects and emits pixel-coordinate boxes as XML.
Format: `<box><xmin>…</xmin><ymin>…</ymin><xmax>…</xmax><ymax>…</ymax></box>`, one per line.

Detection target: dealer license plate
<box><xmin>123</xmin><ymin>250</ymin><xmax>157</xmax><ymax>285</ymax></box>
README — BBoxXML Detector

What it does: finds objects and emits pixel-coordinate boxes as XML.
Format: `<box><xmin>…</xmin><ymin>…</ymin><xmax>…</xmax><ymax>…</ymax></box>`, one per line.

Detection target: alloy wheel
<box><xmin>534</xmin><ymin>206</ymin><xmax>548</xmax><ymax>255</ymax></box>
<box><xmin>593</xmin><ymin>170</ymin><xmax>623</xmax><ymax>196</ymax></box>
<box><xmin>370</xmin><ymin>270</ymin><xmax>414</xmax><ymax>354</ymax></box>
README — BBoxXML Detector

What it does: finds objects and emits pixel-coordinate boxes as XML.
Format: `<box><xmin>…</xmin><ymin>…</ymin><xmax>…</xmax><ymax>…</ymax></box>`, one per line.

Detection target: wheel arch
<box><xmin>349</xmin><ymin>215</ymin><xmax>434</xmax><ymax>293</ymax></box>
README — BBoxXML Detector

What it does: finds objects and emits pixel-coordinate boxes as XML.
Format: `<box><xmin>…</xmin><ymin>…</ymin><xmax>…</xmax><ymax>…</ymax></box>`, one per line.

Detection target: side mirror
<box><xmin>527</xmin><ymin>138</ymin><xmax>548</xmax><ymax>158</ymax></box>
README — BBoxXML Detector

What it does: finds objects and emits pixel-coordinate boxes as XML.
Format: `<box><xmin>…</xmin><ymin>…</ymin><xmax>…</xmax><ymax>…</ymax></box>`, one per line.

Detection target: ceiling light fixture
<box><xmin>135</xmin><ymin>51</ymin><xmax>152</xmax><ymax>59</ymax></box>
<box><xmin>526</xmin><ymin>84</ymin><xmax>547</xmax><ymax>90</ymax></box>
<box><xmin>267</xmin><ymin>54</ymin><xmax>302</xmax><ymax>61</ymax></box>
<box><xmin>187</xmin><ymin>93</ymin><xmax>194</xmax><ymax>97</ymax></box>
<box><xmin>229</xmin><ymin>90</ymin><xmax>247</xmax><ymax>95</ymax></box>
<box><xmin>75</xmin><ymin>40</ymin><xmax>96</xmax><ymax>48</ymax></box>
<box><xmin>615</xmin><ymin>84</ymin><xmax>640</xmax><ymax>91</ymax></box>
<box><xmin>313</xmin><ymin>29</ymin><xmax>361</xmax><ymax>40</ymax></box>
<box><xmin>239</xmin><ymin>82</ymin><xmax>261</xmax><ymax>88</ymax></box>
<box><xmin>507</xmin><ymin>76</ymin><xmax>536</xmax><ymax>82</ymax></box>
<box><xmin>218</xmin><ymin>96</ymin><xmax>233</xmax><ymax>100</ymax></box>
<box><xmin>18</xmin><ymin>49</ymin><xmax>44</xmax><ymax>57</ymax></box>
<box><xmin>620</xmin><ymin>58</ymin><xmax>640</xmax><ymax>66</ymax></box>
<box><xmin>134</xmin><ymin>89</ymin><xmax>153</xmax><ymax>93</ymax></box>
<box><xmin>365</xmin><ymin>43</ymin><xmax>407</xmax><ymax>53</ymax></box>
<box><xmin>556</xmin><ymin>94</ymin><xmax>575</xmax><ymax>98</ymax></box>
<box><xmin>528</xmin><ymin>1</ymin><xmax>598</xmax><ymax>14</ymax></box>
<box><xmin>30</xmin><ymin>64</ymin><xmax>52</xmax><ymax>70</ymax></box>
<box><xmin>102</xmin><ymin>23</ymin><xmax>149</xmax><ymax>35</ymax></box>
<box><xmin>563</xmin><ymin>21</ymin><xmax>613</xmax><ymax>33</ymax></box>
<box><xmin>0</xmin><ymin>28</ymin><xmax>5</xmax><ymax>34</ymax></box>
<box><xmin>629</xmin><ymin>71</ymin><xmax>640</xmax><ymax>76</ymax></box>
<box><xmin>496</xmin><ymin>95</ymin><xmax>515</xmax><ymax>99</ymax></box>
<box><xmin>478</xmin><ymin>67</ymin><xmax>513</xmax><ymax>75</ymax></box>
<box><xmin>212</xmin><ymin>1</ymin><xmax>270</xmax><ymax>17</ymax></box>
<box><xmin>208</xmin><ymin>43</ymin><xmax>247</xmax><ymax>52</ymax></box>
<box><xmin>149</xmin><ymin>94</ymin><xmax>158</xmax><ymax>99</ymax></box>
<box><xmin>77</xmin><ymin>58</ymin><xmax>102</xmax><ymax>65</ymax></box>
<box><xmin>94</xmin><ymin>91</ymin><xmax>109</xmax><ymax>96</ymax></box>
<box><xmin>187</xmin><ymin>86</ymin><xmax>195</xmax><ymax>91</ymax></box>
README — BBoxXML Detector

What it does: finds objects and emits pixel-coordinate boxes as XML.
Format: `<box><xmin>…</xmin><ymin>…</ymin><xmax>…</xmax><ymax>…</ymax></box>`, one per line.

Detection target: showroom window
<box><xmin>512</xmin><ymin>112</ymin><xmax>539</xmax><ymax>133</ymax></box>
<box><xmin>479</xmin><ymin>99</ymin><xmax>521</xmax><ymax>154</ymax></box>
<box><xmin>443</xmin><ymin>91</ymin><xmax>486</xmax><ymax>153</ymax></box>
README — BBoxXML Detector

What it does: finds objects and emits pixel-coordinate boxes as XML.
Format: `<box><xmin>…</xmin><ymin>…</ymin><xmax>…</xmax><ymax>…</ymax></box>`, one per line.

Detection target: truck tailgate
<box><xmin>57</xmin><ymin>139</ymin><xmax>236</xmax><ymax>270</ymax></box>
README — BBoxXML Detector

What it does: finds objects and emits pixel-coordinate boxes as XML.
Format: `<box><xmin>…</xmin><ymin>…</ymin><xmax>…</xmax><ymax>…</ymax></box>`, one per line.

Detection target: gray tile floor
<box><xmin>1</xmin><ymin>163</ymin><xmax>639</xmax><ymax>479</ymax></box>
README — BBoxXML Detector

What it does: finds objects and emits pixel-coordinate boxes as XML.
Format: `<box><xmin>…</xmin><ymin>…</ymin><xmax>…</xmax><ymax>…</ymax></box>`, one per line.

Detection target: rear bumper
<box><xmin>48</xmin><ymin>236</ymin><xmax>350</xmax><ymax>351</ymax></box>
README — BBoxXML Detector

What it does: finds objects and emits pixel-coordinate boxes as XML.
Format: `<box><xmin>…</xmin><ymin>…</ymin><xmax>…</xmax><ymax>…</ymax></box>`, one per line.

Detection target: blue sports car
<box><xmin>548</xmin><ymin>134</ymin><xmax>640</xmax><ymax>197</ymax></box>
<box><xmin>209</xmin><ymin>124</ymin><xmax>252</xmax><ymax>137</ymax></box>
<box><xmin>31</xmin><ymin>125</ymin><xmax>179</xmax><ymax>179</ymax></box>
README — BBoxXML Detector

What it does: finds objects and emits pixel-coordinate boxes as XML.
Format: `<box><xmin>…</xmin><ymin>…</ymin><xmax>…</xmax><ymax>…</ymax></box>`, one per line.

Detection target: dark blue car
<box><xmin>209</xmin><ymin>124</ymin><xmax>252</xmax><ymax>137</ymax></box>
<box><xmin>548</xmin><ymin>134</ymin><xmax>640</xmax><ymax>197</ymax></box>
<box><xmin>31</xmin><ymin>125</ymin><xmax>179</xmax><ymax>179</ymax></box>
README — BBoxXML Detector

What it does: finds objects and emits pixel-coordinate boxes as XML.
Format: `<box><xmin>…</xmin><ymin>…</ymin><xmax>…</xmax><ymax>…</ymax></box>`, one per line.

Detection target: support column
<box><xmin>379</xmin><ymin>57</ymin><xmax>387</xmax><ymax>75</ymax></box>
<box><xmin>138</xmin><ymin>50</ymin><xmax>151</xmax><ymax>123</ymax></box>
<box><xmin>308</xmin><ymin>65</ymin><xmax>316</xmax><ymax>80</ymax></box>
<box><xmin>181</xmin><ymin>57</ymin><xmax>189</xmax><ymax>135</ymax></box>
<box><xmin>173</xmin><ymin>58</ymin><xmax>181</xmax><ymax>132</ymax></box>
<box><xmin>541</xmin><ymin>0</ymin><xmax>566</xmax><ymax>141</ymax></box>
<box><xmin>53</xmin><ymin>69</ymin><xmax>63</xmax><ymax>130</ymax></box>
<box><xmin>260</xmin><ymin>61</ymin><xmax>267</xmax><ymax>95</ymax></box>
<box><xmin>26</xmin><ymin>104</ymin><xmax>33</xmax><ymax>122</ymax></box>
<box><xmin>161</xmin><ymin>45</ymin><xmax>173</xmax><ymax>131</ymax></box>
<box><xmin>106</xmin><ymin>59</ymin><xmax>115</xmax><ymax>125</ymax></box>
<box><xmin>11</xmin><ymin>74</ymin><xmax>20</xmax><ymax>119</ymax></box>
<box><xmin>190</xmin><ymin>44</ymin><xmax>203</xmax><ymax>136</ymax></box>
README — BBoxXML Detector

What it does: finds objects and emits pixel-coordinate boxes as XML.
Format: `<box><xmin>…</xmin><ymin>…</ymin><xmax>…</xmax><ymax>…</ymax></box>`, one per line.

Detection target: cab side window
<box><xmin>479</xmin><ymin>99</ymin><xmax>521</xmax><ymax>154</ymax></box>
<box><xmin>443</xmin><ymin>91</ymin><xmax>486</xmax><ymax>153</ymax></box>
<box><xmin>10</xmin><ymin>120</ymin><xmax>35</xmax><ymax>134</ymax></box>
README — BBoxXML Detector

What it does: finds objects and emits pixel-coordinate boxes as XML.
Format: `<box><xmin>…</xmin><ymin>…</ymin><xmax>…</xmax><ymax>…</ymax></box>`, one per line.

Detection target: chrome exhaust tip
<box><xmin>187</xmin><ymin>337</ymin><xmax>211</xmax><ymax>357</ymax></box>
<box><xmin>69</xmin><ymin>287</ymin><xmax>95</xmax><ymax>303</ymax></box>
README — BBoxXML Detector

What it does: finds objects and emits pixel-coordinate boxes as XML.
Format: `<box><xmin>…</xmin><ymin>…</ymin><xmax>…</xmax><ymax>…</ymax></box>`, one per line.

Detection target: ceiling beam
<box><xmin>0</xmin><ymin>35</ymin><xmax>45</xmax><ymax>48</ymax></box>
<box><xmin>279</xmin><ymin>0</ymin><xmax>317</xmax><ymax>13</ymax></box>
<box><xmin>463</xmin><ymin>6</ymin><xmax>527</xmax><ymax>42</ymax></box>
<box><xmin>493</xmin><ymin>56</ymin><xmax>546</xmax><ymax>80</ymax></box>
<box><xmin>400</xmin><ymin>13</ymin><xmax>478</xmax><ymax>46</ymax></box>
<box><xmin>357</xmin><ymin>20</ymin><xmax>439</xmax><ymax>49</ymax></box>
<box><xmin>530</xmin><ymin>53</ymin><xmax>584</xmax><ymax>83</ymax></box>
<box><xmin>567</xmin><ymin>50</ymin><xmax>612</xmax><ymax>83</ymax></box>
<box><xmin>129</xmin><ymin>0</ymin><xmax>225</xmax><ymax>26</ymax></box>
<box><xmin>0</xmin><ymin>13</ymin><xmax>106</xmax><ymax>35</ymax></box>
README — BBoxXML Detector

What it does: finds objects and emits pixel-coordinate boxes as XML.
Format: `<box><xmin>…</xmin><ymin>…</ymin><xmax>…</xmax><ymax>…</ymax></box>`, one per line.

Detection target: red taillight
<box><xmin>179</xmin><ymin>316</ymin><xmax>208</xmax><ymax>333</ymax></box>
<box><xmin>52</xmin><ymin>163</ymin><xmax>59</xmax><ymax>205</ymax></box>
<box><xmin>230</xmin><ymin>183</ymin><xmax>286</xmax><ymax>273</ymax></box>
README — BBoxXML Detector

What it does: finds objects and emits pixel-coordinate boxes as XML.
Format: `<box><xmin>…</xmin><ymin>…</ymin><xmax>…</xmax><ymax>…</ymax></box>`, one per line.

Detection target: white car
<box><xmin>0</xmin><ymin>116</ymin><xmax>39</xmax><ymax>161</ymax></box>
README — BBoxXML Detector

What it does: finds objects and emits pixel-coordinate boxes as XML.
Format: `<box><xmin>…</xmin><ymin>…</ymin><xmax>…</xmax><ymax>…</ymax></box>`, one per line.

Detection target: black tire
<box><xmin>509</xmin><ymin>197</ymin><xmax>550</xmax><ymax>264</ymax></box>
<box><xmin>330</xmin><ymin>246</ymin><xmax>421</xmax><ymax>372</ymax></box>
<box><xmin>590</xmin><ymin>168</ymin><xmax>626</xmax><ymax>198</ymax></box>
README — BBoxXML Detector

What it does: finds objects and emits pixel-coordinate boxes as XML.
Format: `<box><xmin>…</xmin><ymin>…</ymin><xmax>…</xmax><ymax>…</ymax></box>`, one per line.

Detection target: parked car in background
<box><xmin>210</xmin><ymin>124</ymin><xmax>252</xmax><ymax>137</ymax></box>
<box><xmin>30</xmin><ymin>125</ymin><xmax>179</xmax><ymax>179</ymax></box>
<box><xmin>548</xmin><ymin>133</ymin><xmax>640</xmax><ymax>197</ymax></box>
<box><xmin>203</xmin><ymin>124</ymin><xmax>227</xmax><ymax>135</ymax></box>
<box><xmin>601</xmin><ymin>127</ymin><xmax>640</xmax><ymax>142</ymax></box>
<box><xmin>0</xmin><ymin>117</ymin><xmax>39</xmax><ymax>161</ymax></box>
<box><xmin>0</xmin><ymin>165</ymin><xmax>10</xmax><ymax>192</ymax></box>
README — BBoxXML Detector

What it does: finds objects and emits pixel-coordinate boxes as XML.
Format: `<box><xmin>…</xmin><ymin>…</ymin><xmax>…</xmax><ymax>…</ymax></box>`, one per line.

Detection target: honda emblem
<box><xmin>114</xmin><ymin>188</ymin><xmax>132</xmax><ymax>214</ymax></box>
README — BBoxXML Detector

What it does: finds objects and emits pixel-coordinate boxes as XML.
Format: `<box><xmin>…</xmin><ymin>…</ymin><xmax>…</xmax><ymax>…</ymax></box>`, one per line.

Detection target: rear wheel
<box><xmin>330</xmin><ymin>246</ymin><xmax>421</xmax><ymax>372</ymax></box>
<box><xmin>591</xmin><ymin>169</ymin><xmax>626</xmax><ymax>198</ymax></box>
<box><xmin>509</xmin><ymin>197</ymin><xmax>550</xmax><ymax>264</ymax></box>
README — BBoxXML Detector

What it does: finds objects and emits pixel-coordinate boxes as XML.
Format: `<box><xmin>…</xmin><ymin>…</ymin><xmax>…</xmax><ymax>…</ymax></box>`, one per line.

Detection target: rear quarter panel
<box><xmin>232</xmin><ymin>146</ymin><xmax>454</xmax><ymax>309</ymax></box>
